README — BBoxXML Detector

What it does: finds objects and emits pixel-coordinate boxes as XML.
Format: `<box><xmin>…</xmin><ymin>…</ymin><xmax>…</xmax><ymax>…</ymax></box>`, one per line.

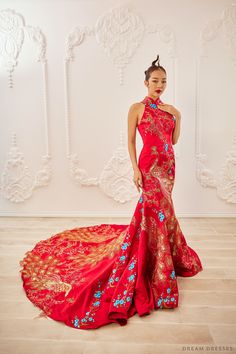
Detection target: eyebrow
<box><xmin>152</xmin><ymin>78</ymin><xmax>166</xmax><ymax>79</ymax></box>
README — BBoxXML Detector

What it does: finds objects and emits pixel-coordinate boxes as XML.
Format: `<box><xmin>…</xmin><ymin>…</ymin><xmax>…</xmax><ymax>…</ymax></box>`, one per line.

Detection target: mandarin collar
<box><xmin>145</xmin><ymin>95</ymin><xmax>162</xmax><ymax>104</ymax></box>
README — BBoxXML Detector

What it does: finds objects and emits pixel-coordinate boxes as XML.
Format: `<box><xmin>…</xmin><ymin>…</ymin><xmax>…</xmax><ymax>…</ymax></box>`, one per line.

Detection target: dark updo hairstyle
<box><xmin>144</xmin><ymin>54</ymin><xmax>166</xmax><ymax>81</ymax></box>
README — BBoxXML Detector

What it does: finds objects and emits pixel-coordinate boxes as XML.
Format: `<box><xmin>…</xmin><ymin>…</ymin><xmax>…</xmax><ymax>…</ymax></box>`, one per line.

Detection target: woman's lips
<box><xmin>156</xmin><ymin>90</ymin><xmax>162</xmax><ymax>93</ymax></box>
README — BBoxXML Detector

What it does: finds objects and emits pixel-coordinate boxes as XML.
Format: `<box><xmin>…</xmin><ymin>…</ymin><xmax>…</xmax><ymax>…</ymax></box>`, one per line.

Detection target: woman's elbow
<box><xmin>172</xmin><ymin>138</ymin><xmax>178</xmax><ymax>145</ymax></box>
<box><xmin>128</xmin><ymin>138</ymin><xmax>136</xmax><ymax>146</ymax></box>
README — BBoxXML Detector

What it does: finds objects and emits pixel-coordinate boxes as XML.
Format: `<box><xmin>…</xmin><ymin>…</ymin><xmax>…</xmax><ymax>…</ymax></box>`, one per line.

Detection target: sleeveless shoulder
<box><xmin>129</xmin><ymin>102</ymin><xmax>144</xmax><ymax>110</ymax></box>
<box><xmin>128</xmin><ymin>102</ymin><xmax>144</xmax><ymax>118</ymax></box>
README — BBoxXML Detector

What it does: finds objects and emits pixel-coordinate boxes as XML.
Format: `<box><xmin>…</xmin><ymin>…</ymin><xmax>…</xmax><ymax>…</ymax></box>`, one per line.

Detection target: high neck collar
<box><xmin>145</xmin><ymin>95</ymin><xmax>161</xmax><ymax>104</ymax></box>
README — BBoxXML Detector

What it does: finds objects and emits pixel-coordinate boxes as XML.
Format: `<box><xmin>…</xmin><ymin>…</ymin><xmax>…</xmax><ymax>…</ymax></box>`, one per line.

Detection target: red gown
<box><xmin>19</xmin><ymin>95</ymin><xmax>203</xmax><ymax>329</ymax></box>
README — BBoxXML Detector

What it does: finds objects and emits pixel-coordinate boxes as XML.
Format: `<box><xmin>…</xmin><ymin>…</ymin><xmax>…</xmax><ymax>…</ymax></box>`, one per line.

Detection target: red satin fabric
<box><xmin>19</xmin><ymin>95</ymin><xmax>203</xmax><ymax>329</ymax></box>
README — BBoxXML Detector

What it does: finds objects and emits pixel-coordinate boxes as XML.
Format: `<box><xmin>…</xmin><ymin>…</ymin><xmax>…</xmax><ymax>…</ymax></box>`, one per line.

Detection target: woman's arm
<box><xmin>172</xmin><ymin>113</ymin><xmax>181</xmax><ymax>145</ymax></box>
<box><xmin>127</xmin><ymin>104</ymin><xmax>139</xmax><ymax>171</ymax></box>
<box><xmin>127</xmin><ymin>104</ymin><xmax>143</xmax><ymax>192</ymax></box>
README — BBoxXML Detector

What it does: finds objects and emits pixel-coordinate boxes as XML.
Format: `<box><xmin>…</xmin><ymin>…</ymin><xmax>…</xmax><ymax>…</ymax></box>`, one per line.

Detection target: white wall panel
<box><xmin>0</xmin><ymin>0</ymin><xmax>235</xmax><ymax>216</ymax></box>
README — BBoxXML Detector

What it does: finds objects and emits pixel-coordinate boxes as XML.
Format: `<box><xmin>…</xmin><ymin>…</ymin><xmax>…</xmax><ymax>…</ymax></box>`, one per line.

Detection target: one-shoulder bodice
<box><xmin>137</xmin><ymin>96</ymin><xmax>176</xmax><ymax>177</ymax></box>
<box><xmin>138</xmin><ymin>96</ymin><xmax>176</xmax><ymax>147</ymax></box>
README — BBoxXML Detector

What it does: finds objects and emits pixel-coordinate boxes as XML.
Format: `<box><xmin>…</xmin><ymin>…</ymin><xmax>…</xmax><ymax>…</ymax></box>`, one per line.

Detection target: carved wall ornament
<box><xmin>200</xmin><ymin>3</ymin><xmax>236</xmax><ymax>63</ymax></box>
<box><xmin>0</xmin><ymin>133</ymin><xmax>52</xmax><ymax>203</ymax></box>
<box><xmin>0</xmin><ymin>9</ymin><xmax>52</xmax><ymax>203</ymax></box>
<box><xmin>69</xmin><ymin>132</ymin><xmax>138</xmax><ymax>203</ymax></box>
<box><xmin>0</xmin><ymin>8</ymin><xmax>46</xmax><ymax>87</ymax></box>
<box><xmin>196</xmin><ymin>3</ymin><xmax>236</xmax><ymax>203</ymax></box>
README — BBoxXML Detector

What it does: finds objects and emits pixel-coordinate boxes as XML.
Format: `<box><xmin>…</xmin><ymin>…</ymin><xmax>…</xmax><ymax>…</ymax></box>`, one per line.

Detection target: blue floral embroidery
<box><xmin>156</xmin><ymin>293</ymin><xmax>177</xmax><ymax>308</ymax></box>
<box><xmin>128</xmin><ymin>261</ymin><xmax>135</xmax><ymax>270</ymax></box>
<box><xmin>107</xmin><ymin>237</ymin><xmax>132</xmax><ymax>287</ymax></box>
<box><xmin>164</xmin><ymin>143</ymin><xmax>168</xmax><ymax>151</ymax></box>
<box><xmin>158</xmin><ymin>211</ymin><xmax>165</xmax><ymax>222</ymax></box>
<box><xmin>139</xmin><ymin>195</ymin><xmax>143</xmax><ymax>203</ymax></box>
<box><xmin>121</xmin><ymin>242</ymin><xmax>129</xmax><ymax>250</ymax></box>
<box><xmin>156</xmin><ymin>272</ymin><xmax>177</xmax><ymax>308</ymax></box>
<box><xmin>94</xmin><ymin>291</ymin><xmax>102</xmax><ymax>298</ymax></box>
<box><xmin>128</xmin><ymin>274</ymin><xmax>135</xmax><ymax>281</ymax></box>
<box><xmin>149</xmin><ymin>103</ymin><xmax>157</xmax><ymax>109</ymax></box>
<box><xmin>72</xmin><ymin>280</ymin><xmax>104</xmax><ymax>328</ymax></box>
<box><xmin>152</xmin><ymin>208</ymin><xmax>165</xmax><ymax>222</ymax></box>
<box><xmin>114</xmin><ymin>299</ymin><xmax>125</xmax><ymax>306</ymax></box>
<box><xmin>112</xmin><ymin>257</ymin><xmax>137</xmax><ymax>309</ymax></box>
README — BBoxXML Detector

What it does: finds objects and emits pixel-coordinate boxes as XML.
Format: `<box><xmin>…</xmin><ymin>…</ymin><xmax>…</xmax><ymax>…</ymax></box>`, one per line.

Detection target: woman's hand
<box><xmin>158</xmin><ymin>103</ymin><xmax>181</xmax><ymax>118</ymax></box>
<box><xmin>133</xmin><ymin>168</ymin><xmax>143</xmax><ymax>193</ymax></box>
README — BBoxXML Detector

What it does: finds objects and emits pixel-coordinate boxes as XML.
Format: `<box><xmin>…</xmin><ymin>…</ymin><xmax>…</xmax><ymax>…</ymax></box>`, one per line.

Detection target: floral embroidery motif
<box><xmin>149</xmin><ymin>103</ymin><xmax>157</xmax><ymax>109</ymax></box>
<box><xmin>72</xmin><ymin>280</ymin><xmax>104</xmax><ymax>328</ymax></box>
<box><xmin>157</xmin><ymin>293</ymin><xmax>177</xmax><ymax>308</ymax></box>
<box><xmin>112</xmin><ymin>257</ymin><xmax>137</xmax><ymax>308</ymax></box>
<box><xmin>106</xmin><ymin>231</ymin><xmax>132</xmax><ymax>289</ymax></box>
<box><xmin>158</xmin><ymin>211</ymin><xmax>165</xmax><ymax>222</ymax></box>
<box><xmin>156</xmin><ymin>271</ymin><xmax>178</xmax><ymax>308</ymax></box>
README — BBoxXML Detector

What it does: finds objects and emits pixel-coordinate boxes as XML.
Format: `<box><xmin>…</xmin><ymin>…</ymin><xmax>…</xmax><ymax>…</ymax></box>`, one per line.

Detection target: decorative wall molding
<box><xmin>217</xmin><ymin>132</ymin><xmax>236</xmax><ymax>203</ymax></box>
<box><xmin>196</xmin><ymin>3</ymin><xmax>236</xmax><ymax>203</ymax></box>
<box><xmin>99</xmin><ymin>132</ymin><xmax>138</xmax><ymax>203</ymax></box>
<box><xmin>0</xmin><ymin>9</ymin><xmax>47</xmax><ymax>87</ymax></box>
<box><xmin>0</xmin><ymin>133</ymin><xmax>52</xmax><ymax>203</ymax></box>
<box><xmin>95</xmin><ymin>7</ymin><xmax>145</xmax><ymax>85</ymax></box>
<box><xmin>70</xmin><ymin>131</ymin><xmax>138</xmax><ymax>203</ymax></box>
<box><xmin>0</xmin><ymin>8</ymin><xmax>24</xmax><ymax>88</ymax></box>
<box><xmin>65</xmin><ymin>7</ymin><xmax>177</xmax><ymax>84</ymax></box>
<box><xmin>146</xmin><ymin>23</ymin><xmax>177</xmax><ymax>58</ymax></box>
<box><xmin>64</xmin><ymin>5</ymin><xmax>178</xmax><ymax>203</ymax></box>
<box><xmin>196</xmin><ymin>132</ymin><xmax>236</xmax><ymax>203</ymax></box>
<box><xmin>200</xmin><ymin>3</ymin><xmax>236</xmax><ymax>63</ymax></box>
<box><xmin>0</xmin><ymin>9</ymin><xmax>52</xmax><ymax>203</ymax></box>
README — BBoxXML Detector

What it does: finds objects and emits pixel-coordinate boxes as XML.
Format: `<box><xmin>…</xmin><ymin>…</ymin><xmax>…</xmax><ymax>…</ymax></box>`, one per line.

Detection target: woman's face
<box><xmin>144</xmin><ymin>69</ymin><xmax>167</xmax><ymax>98</ymax></box>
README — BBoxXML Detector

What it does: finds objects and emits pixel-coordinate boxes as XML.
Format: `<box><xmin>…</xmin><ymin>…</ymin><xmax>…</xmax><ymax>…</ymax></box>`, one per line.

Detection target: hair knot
<box><xmin>152</xmin><ymin>54</ymin><xmax>160</xmax><ymax>67</ymax></box>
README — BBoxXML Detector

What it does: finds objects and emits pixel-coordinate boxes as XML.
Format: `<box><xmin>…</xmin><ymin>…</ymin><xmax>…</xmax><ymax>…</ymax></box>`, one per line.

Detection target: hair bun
<box><xmin>144</xmin><ymin>54</ymin><xmax>166</xmax><ymax>80</ymax></box>
<box><xmin>152</xmin><ymin>54</ymin><xmax>160</xmax><ymax>67</ymax></box>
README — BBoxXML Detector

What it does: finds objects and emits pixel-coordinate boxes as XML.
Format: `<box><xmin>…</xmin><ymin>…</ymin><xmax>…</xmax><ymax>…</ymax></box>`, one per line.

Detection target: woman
<box><xmin>20</xmin><ymin>54</ymin><xmax>203</xmax><ymax>330</ymax></box>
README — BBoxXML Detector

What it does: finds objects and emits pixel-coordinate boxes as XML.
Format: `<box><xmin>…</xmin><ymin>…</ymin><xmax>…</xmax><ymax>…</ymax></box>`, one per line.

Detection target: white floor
<box><xmin>0</xmin><ymin>217</ymin><xmax>236</xmax><ymax>354</ymax></box>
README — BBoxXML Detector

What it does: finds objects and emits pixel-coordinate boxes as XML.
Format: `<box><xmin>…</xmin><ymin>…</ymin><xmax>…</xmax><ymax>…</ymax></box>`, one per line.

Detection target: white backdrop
<box><xmin>0</xmin><ymin>0</ymin><xmax>236</xmax><ymax>217</ymax></box>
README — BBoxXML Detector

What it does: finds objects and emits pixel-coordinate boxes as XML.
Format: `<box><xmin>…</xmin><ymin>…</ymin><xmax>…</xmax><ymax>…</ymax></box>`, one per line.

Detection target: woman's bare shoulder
<box><xmin>128</xmin><ymin>102</ymin><xmax>144</xmax><ymax>112</ymax></box>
